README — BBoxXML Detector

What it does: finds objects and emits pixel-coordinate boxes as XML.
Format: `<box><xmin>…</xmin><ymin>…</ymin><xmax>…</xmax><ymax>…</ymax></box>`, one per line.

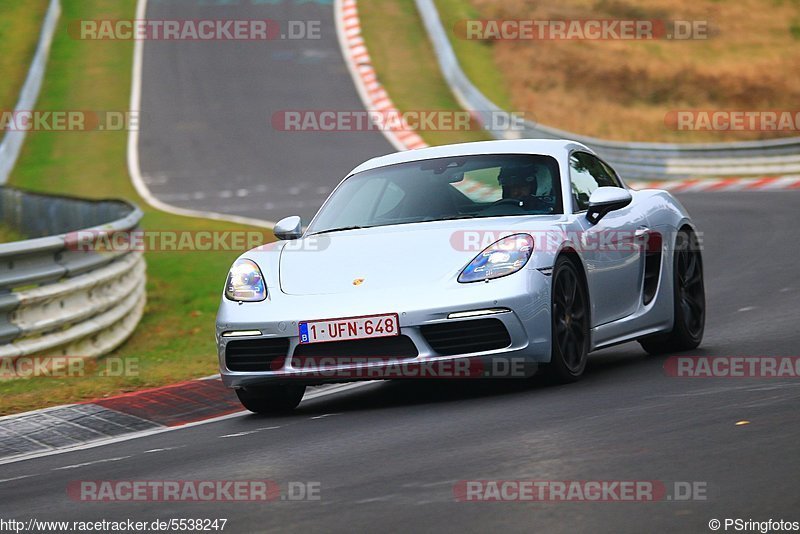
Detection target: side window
<box><xmin>599</xmin><ymin>159</ymin><xmax>624</xmax><ymax>187</ymax></box>
<box><xmin>569</xmin><ymin>152</ymin><xmax>621</xmax><ymax>212</ymax></box>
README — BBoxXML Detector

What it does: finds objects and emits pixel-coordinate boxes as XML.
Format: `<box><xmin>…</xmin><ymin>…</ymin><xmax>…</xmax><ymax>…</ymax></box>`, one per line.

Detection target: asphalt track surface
<box><xmin>1</xmin><ymin>191</ymin><xmax>798</xmax><ymax>532</ymax></box>
<box><xmin>137</xmin><ymin>0</ymin><xmax>391</xmax><ymax>223</ymax></box>
<box><xmin>3</xmin><ymin>1</ymin><xmax>799</xmax><ymax>533</ymax></box>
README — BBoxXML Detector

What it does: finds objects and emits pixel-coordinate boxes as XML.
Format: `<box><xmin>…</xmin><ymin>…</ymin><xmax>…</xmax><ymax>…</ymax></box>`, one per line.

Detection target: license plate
<box><xmin>299</xmin><ymin>313</ymin><xmax>400</xmax><ymax>344</ymax></box>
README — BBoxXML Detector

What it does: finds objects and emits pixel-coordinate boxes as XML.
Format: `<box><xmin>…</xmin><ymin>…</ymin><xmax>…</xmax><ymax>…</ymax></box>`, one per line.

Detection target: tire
<box><xmin>544</xmin><ymin>256</ymin><xmax>590</xmax><ymax>383</ymax></box>
<box><xmin>235</xmin><ymin>384</ymin><xmax>306</xmax><ymax>414</ymax></box>
<box><xmin>639</xmin><ymin>230</ymin><xmax>705</xmax><ymax>355</ymax></box>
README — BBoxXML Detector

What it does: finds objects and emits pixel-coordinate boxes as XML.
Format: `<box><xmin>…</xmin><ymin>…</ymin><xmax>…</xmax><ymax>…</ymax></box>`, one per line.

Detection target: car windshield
<box><xmin>307</xmin><ymin>154</ymin><xmax>562</xmax><ymax>234</ymax></box>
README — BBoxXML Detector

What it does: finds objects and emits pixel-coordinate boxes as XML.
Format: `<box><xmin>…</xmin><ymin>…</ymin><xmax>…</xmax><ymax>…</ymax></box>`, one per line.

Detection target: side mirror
<box><xmin>586</xmin><ymin>187</ymin><xmax>632</xmax><ymax>224</ymax></box>
<box><xmin>273</xmin><ymin>216</ymin><xmax>303</xmax><ymax>240</ymax></box>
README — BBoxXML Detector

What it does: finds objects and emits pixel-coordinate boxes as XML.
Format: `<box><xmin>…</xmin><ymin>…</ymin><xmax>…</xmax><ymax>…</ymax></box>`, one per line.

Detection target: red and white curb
<box><xmin>454</xmin><ymin>177</ymin><xmax>499</xmax><ymax>202</ymax></box>
<box><xmin>434</xmin><ymin>174</ymin><xmax>800</xmax><ymax>201</ymax></box>
<box><xmin>628</xmin><ymin>175</ymin><xmax>800</xmax><ymax>193</ymax></box>
<box><xmin>336</xmin><ymin>0</ymin><xmax>428</xmax><ymax>152</ymax></box>
<box><xmin>336</xmin><ymin>1</ymin><xmax>800</xmax><ymax>194</ymax></box>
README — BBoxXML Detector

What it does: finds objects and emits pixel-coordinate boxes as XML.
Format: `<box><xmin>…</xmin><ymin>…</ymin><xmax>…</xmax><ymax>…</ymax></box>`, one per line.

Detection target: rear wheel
<box><xmin>639</xmin><ymin>230</ymin><xmax>705</xmax><ymax>355</ymax></box>
<box><xmin>544</xmin><ymin>256</ymin><xmax>590</xmax><ymax>383</ymax></box>
<box><xmin>235</xmin><ymin>385</ymin><xmax>306</xmax><ymax>414</ymax></box>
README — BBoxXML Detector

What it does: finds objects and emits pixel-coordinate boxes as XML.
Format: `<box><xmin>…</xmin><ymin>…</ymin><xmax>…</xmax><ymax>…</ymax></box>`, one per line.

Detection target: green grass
<box><xmin>0</xmin><ymin>223</ymin><xmax>26</xmax><ymax>243</ymax></box>
<box><xmin>432</xmin><ymin>0</ymin><xmax>513</xmax><ymax>111</ymax></box>
<box><xmin>358</xmin><ymin>0</ymin><xmax>491</xmax><ymax>146</ymax></box>
<box><xmin>426</xmin><ymin>0</ymin><xmax>800</xmax><ymax>142</ymax></box>
<box><xmin>0</xmin><ymin>0</ymin><xmax>50</xmax><ymax>113</ymax></box>
<box><xmin>0</xmin><ymin>0</ymin><xmax>273</xmax><ymax>415</ymax></box>
<box><xmin>790</xmin><ymin>21</ymin><xmax>800</xmax><ymax>40</ymax></box>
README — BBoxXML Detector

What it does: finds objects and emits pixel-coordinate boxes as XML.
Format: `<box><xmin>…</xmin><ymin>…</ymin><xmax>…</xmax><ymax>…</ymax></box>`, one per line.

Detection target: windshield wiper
<box><xmin>310</xmin><ymin>225</ymin><xmax>369</xmax><ymax>236</ymax></box>
<box><xmin>434</xmin><ymin>214</ymin><xmax>477</xmax><ymax>221</ymax></box>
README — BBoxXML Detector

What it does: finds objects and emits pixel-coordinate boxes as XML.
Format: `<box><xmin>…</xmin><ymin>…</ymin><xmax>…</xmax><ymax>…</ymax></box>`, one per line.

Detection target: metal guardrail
<box><xmin>414</xmin><ymin>0</ymin><xmax>800</xmax><ymax>179</ymax></box>
<box><xmin>0</xmin><ymin>187</ymin><xmax>146</xmax><ymax>362</ymax></box>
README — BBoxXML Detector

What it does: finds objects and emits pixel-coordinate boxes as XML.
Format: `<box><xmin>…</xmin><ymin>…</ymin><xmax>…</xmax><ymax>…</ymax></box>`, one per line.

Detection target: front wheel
<box><xmin>543</xmin><ymin>256</ymin><xmax>590</xmax><ymax>383</ymax></box>
<box><xmin>639</xmin><ymin>230</ymin><xmax>705</xmax><ymax>355</ymax></box>
<box><xmin>236</xmin><ymin>385</ymin><xmax>306</xmax><ymax>414</ymax></box>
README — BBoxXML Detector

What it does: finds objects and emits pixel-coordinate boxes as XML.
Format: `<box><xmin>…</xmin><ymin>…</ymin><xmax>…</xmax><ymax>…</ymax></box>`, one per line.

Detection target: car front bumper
<box><xmin>216</xmin><ymin>268</ymin><xmax>552</xmax><ymax>388</ymax></box>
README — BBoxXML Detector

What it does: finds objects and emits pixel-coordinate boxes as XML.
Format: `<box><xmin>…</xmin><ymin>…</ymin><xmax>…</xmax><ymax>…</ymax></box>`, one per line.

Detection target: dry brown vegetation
<box><xmin>469</xmin><ymin>0</ymin><xmax>800</xmax><ymax>141</ymax></box>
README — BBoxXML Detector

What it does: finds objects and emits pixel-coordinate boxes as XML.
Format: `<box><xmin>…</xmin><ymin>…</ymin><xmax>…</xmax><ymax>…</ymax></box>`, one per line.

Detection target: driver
<box><xmin>497</xmin><ymin>165</ymin><xmax>552</xmax><ymax>211</ymax></box>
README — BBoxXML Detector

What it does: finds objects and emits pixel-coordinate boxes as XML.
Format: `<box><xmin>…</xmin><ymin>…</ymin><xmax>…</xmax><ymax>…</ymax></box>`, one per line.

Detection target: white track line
<box><xmin>127</xmin><ymin>0</ymin><xmax>276</xmax><ymax>229</ymax></box>
<box><xmin>0</xmin><ymin>0</ymin><xmax>395</xmax><ymax>468</ymax></box>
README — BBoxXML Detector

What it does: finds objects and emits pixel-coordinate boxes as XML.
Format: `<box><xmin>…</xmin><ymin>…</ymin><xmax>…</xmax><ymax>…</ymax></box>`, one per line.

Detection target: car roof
<box><xmin>348</xmin><ymin>139</ymin><xmax>594</xmax><ymax>175</ymax></box>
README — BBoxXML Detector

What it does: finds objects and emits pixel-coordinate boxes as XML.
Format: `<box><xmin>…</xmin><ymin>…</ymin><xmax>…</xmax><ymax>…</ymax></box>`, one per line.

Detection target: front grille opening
<box><xmin>292</xmin><ymin>335</ymin><xmax>419</xmax><ymax>361</ymax></box>
<box><xmin>421</xmin><ymin>318</ymin><xmax>511</xmax><ymax>356</ymax></box>
<box><xmin>225</xmin><ymin>337</ymin><xmax>290</xmax><ymax>372</ymax></box>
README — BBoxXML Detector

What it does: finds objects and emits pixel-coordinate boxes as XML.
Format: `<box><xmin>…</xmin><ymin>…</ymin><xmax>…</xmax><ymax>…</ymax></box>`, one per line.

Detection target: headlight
<box><xmin>458</xmin><ymin>233</ymin><xmax>534</xmax><ymax>283</ymax></box>
<box><xmin>225</xmin><ymin>259</ymin><xmax>266</xmax><ymax>301</ymax></box>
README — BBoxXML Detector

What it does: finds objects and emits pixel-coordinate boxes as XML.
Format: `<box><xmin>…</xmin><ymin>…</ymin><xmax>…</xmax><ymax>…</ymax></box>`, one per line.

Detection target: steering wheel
<box><xmin>490</xmin><ymin>198</ymin><xmax>525</xmax><ymax>208</ymax></box>
<box><xmin>491</xmin><ymin>196</ymin><xmax>551</xmax><ymax>211</ymax></box>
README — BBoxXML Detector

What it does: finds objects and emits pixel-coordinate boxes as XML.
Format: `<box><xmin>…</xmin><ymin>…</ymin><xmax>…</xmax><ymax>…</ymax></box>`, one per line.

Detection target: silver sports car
<box><xmin>216</xmin><ymin>140</ymin><xmax>705</xmax><ymax>413</ymax></box>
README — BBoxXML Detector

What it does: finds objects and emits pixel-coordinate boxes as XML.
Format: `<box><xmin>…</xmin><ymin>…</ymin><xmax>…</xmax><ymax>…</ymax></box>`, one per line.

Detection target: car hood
<box><xmin>279</xmin><ymin>216</ymin><xmax>560</xmax><ymax>295</ymax></box>
<box><xmin>279</xmin><ymin>225</ymin><xmax>465</xmax><ymax>296</ymax></box>
<box><xmin>278</xmin><ymin>217</ymin><xmax>564</xmax><ymax>296</ymax></box>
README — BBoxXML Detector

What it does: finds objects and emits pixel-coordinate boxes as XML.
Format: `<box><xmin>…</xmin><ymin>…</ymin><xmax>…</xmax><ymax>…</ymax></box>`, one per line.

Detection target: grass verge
<box><xmin>432</xmin><ymin>0</ymin><xmax>800</xmax><ymax>142</ymax></box>
<box><xmin>0</xmin><ymin>224</ymin><xmax>26</xmax><ymax>243</ymax></box>
<box><xmin>0</xmin><ymin>0</ymin><xmax>50</xmax><ymax>113</ymax></box>
<box><xmin>358</xmin><ymin>0</ymin><xmax>491</xmax><ymax>146</ymax></box>
<box><xmin>0</xmin><ymin>0</ymin><xmax>271</xmax><ymax>415</ymax></box>
<box><xmin>432</xmin><ymin>0</ymin><xmax>513</xmax><ymax>111</ymax></box>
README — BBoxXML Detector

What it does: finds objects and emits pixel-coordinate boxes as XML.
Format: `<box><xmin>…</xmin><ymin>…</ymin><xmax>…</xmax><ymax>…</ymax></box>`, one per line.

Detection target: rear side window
<box><xmin>569</xmin><ymin>152</ymin><xmax>622</xmax><ymax>212</ymax></box>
